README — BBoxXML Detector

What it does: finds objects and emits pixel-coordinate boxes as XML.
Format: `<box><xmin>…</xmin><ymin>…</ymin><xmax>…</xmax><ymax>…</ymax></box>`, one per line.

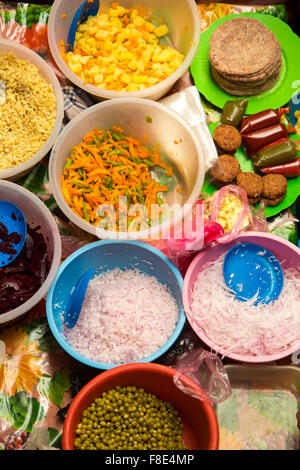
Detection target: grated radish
<box><xmin>189</xmin><ymin>254</ymin><xmax>300</xmax><ymax>357</ymax></box>
<box><xmin>63</xmin><ymin>269</ymin><xmax>179</xmax><ymax>364</ymax></box>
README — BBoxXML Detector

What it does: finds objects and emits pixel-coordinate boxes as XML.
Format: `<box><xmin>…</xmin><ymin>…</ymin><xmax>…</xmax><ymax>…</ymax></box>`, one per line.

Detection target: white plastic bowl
<box><xmin>0</xmin><ymin>39</ymin><xmax>64</xmax><ymax>181</ymax></box>
<box><xmin>48</xmin><ymin>0</ymin><xmax>201</xmax><ymax>101</ymax></box>
<box><xmin>0</xmin><ymin>181</ymin><xmax>62</xmax><ymax>325</ymax></box>
<box><xmin>49</xmin><ymin>98</ymin><xmax>205</xmax><ymax>240</ymax></box>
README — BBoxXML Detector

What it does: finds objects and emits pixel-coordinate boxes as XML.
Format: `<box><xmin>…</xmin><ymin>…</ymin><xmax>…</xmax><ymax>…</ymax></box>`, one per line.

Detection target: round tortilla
<box><xmin>209</xmin><ymin>17</ymin><xmax>281</xmax><ymax>77</ymax></box>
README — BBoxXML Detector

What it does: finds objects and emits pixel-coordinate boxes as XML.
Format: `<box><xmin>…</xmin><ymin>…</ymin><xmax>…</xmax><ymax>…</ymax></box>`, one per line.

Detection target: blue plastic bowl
<box><xmin>46</xmin><ymin>240</ymin><xmax>185</xmax><ymax>370</ymax></box>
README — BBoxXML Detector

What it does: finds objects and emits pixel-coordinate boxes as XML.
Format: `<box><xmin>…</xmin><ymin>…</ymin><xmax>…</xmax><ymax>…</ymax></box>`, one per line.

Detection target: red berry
<box><xmin>15</xmin><ymin>443</ymin><xmax>22</xmax><ymax>450</ymax></box>
<box><xmin>7</xmin><ymin>444</ymin><xmax>14</xmax><ymax>450</ymax></box>
<box><xmin>14</xmin><ymin>436</ymin><xmax>22</xmax><ymax>445</ymax></box>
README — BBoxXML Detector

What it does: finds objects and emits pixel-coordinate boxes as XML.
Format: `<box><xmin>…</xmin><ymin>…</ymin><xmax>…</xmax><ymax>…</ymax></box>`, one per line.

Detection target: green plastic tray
<box><xmin>191</xmin><ymin>12</ymin><xmax>300</xmax><ymax>115</ymax></box>
<box><xmin>202</xmin><ymin>122</ymin><xmax>300</xmax><ymax>218</ymax></box>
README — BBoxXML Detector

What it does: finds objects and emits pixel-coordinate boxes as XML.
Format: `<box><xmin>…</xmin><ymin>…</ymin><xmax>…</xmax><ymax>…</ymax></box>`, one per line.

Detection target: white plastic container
<box><xmin>0</xmin><ymin>181</ymin><xmax>62</xmax><ymax>325</ymax></box>
<box><xmin>48</xmin><ymin>0</ymin><xmax>201</xmax><ymax>101</ymax></box>
<box><xmin>0</xmin><ymin>39</ymin><xmax>64</xmax><ymax>181</ymax></box>
<box><xmin>49</xmin><ymin>98</ymin><xmax>205</xmax><ymax>240</ymax></box>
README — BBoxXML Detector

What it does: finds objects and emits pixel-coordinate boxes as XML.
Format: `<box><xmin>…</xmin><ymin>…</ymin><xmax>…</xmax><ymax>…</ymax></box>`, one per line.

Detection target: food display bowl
<box><xmin>62</xmin><ymin>363</ymin><xmax>219</xmax><ymax>450</ymax></box>
<box><xmin>0</xmin><ymin>39</ymin><xmax>64</xmax><ymax>182</ymax></box>
<box><xmin>49</xmin><ymin>98</ymin><xmax>205</xmax><ymax>240</ymax></box>
<box><xmin>48</xmin><ymin>0</ymin><xmax>201</xmax><ymax>101</ymax></box>
<box><xmin>183</xmin><ymin>232</ymin><xmax>300</xmax><ymax>363</ymax></box>
<box><xmin>0</xmin><ymin>181</ymin><xmax>62</xmax><ymax>325</ymax></box>
<box><xmin>46</xmin><ymin>240</ymin><xmax>186</xmax><ymax>369</ymax></box>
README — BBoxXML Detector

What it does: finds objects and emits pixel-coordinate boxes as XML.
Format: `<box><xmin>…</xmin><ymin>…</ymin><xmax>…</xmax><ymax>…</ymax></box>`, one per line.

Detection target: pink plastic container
<box><xmin>183</xmin><ymin>232</ymin><xmax>300</xmax><ymax>363</ymax></box>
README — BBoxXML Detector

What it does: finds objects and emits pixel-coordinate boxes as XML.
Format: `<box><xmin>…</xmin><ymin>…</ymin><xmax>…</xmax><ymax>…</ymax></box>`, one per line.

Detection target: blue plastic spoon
<box><xmin>0</xmin><ymin>201</ymin><xmax>27</xmax><ymax>268</ymax></box>
<box><xmin>67</xmin><ymin>0</ymin><xmax>100</xmax><ymax>51</ymax></box>
<box><xmin>223</xmin><ymin>243</ymin><xmax>284</xmax><ymax>306</ymax></box>
<box><xmin>64</xmin><ymin>268</ymin><xmax>96</xmax><ymax>329</ymax></box>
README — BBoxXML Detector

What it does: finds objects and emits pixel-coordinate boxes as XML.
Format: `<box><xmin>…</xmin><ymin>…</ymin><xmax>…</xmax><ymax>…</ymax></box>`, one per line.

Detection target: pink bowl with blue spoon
<box><xmin>223</xmin><ymin>242</ymin><xmax>284</xmax><ymax>306</ymax></box>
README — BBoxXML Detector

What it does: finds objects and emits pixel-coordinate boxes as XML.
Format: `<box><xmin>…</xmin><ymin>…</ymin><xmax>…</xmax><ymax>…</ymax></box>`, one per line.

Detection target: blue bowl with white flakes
<box><xmin>46</xmin><ymin>240</ymin><xmax>185</xmax><ymax>370</ymax></box>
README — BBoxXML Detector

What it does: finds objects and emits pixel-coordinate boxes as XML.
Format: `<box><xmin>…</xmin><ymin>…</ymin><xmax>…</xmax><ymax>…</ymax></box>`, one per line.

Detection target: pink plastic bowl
<box><xmin>183</xmin><ymin>232</ymin><xmax>300</xmax><ymax>363</ymax></box>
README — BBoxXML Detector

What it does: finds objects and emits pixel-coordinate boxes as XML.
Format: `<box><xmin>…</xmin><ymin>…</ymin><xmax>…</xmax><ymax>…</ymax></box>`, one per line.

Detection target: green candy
<box><xmin>254</xmin><ymin>140</ymin><xmax>297</xmax><ymax>168</ymax></box>
<box><xmin>221</xmin><ymin>99</ymin><xmax>248</xmax><ymax>128</ymax></box>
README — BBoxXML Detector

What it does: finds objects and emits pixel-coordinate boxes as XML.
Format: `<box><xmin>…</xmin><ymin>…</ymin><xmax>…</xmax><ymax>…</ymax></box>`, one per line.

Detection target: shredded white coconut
<box><xmin>64</xmin><ymin>269</ymin><xmax>179</xmax><ymax>364</ymax></box>
<box><xmin>189</xmin><ymin>254</ymin><xmax>300</xmax><ymax>358</ymax></box>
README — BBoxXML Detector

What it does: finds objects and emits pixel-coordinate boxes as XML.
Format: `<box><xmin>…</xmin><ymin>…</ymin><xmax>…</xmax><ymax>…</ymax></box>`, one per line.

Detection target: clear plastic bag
<box><xmin>208</xmin><ymin>185</ymin><xmax>253</xmax><ymax>243</ymax></box>
<box><xmin>173</xmin><ymin>349</ymin><xmax>232</xmax><ymax>404</ymax></box>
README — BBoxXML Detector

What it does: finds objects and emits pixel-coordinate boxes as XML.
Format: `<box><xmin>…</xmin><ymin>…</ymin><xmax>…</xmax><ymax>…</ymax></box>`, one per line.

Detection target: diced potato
<box><xmin>132</xmin><ymin>75</ymin><xmax>148</xmax><ymax>84</ymax></box>
<box><xmin>120</xmin><ymin>73</ymin><xmax>131</xmax><ymax>84</ymax></box>
<box><xmin>109</xmin><ymin>5</ymin><xmax>126</xmax><ymax>17</ymax></box>
<box><xmin>63</xmin><ymin>2</ymin><xmax>185</xmax><ymax>92</ymax></box>
<box><xmin>130</xmin><ymin>9</ymin><xmax>138</xmax><ymax>21</ymax></box>
<box><xmin>102</xmin><ymin>40</ymin><xmax>113</xmax><ymax>52</ymax></box>
<box><xmin>88</xmin><ymin>65</ymin><xmax>100</xmax><ymax>75</ymax></box>
<box><xmin>147</xmin><ymin>77</ymin><xmax>160</xmax><ymax>86</ymax></box>
<box><xmin>133</xmin><ymin>16</ymin><xmax>145</xmax><ymax>27</ymax></box>
<box><xmin>128</xmin><ymin>59</ymin><xmax>138</xmax><ymax>71</ymax></box>
<box><xmin>95</xmin><ymin>29</ymin><xmax>110</xmax><ymax>40</ymax></box>
<box><xmin>94</xmin><ymin>74</ymin><xmax>104</xmax><ymax>84</ymax></box>
<box><xmin>80</xmin><ymin>56</ymin><xmax>90</xmax><ymax>65</ymax></box>
<box><xmin>104</xmin><ymin>74</ymin><xmax>114</xmax><ymax>83</ymax></box>
<box><xmin>69</xmin><ymin>62</ymin><xmax>82</xmax><ymax>74</ymax></box>
<box><xmin>154</xmin><ymin>25</ymin><xmax>169</xmax><ymax>38</ymax></box>
<box><xmin>127</xmin><ymin>83</ymin><xmax>139</xmax><ymax>91</ymax></box>
<box><xmin>77</xmin><ymin>24</ymin><xmax>90</xmax><ymax>32</ymax></box>
<box><xmin>144</xmin><ymin>22</ymin><xmax>155</xmax><ymax>33</ymax></box>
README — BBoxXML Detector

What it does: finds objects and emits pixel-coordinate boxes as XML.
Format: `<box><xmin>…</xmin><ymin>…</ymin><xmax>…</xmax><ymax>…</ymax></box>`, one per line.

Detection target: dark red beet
<box><xmin>0</xmin><ymin>225</ymin><xmax>50</xmax><ymax>314</ymax></box>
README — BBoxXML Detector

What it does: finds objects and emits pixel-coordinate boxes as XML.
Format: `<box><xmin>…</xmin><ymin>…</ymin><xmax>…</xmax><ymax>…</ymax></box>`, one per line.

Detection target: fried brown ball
<box><xmin>262</xmin><ymin>174</ymin><xmax>288</xmax><ymax>200</ymax></box>
<box><xmin>210</xmin><ymin>154</ymin><xmax>241</xmax><ymax>188</ymax></box>
<box><xmin>213</xmin><ymin>124</ymin><xmax>242</xmax><ymax>153</ymax></box>
<box><xmin>262</xmin><ymin>194</ymin><xmax>286</xmax><ymax>207</ymax></box>
<box><xmin>236</xmin><ymin>172</ymin><xmax>263</xmax><ymax>204</ymax></box>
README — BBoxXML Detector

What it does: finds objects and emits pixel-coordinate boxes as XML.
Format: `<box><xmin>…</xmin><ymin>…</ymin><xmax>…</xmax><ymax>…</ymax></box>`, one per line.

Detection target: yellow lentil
<box><xmin>0</xmin><ymin>52</ymin><xmax>57</xmax><ymax>171</ymax></box>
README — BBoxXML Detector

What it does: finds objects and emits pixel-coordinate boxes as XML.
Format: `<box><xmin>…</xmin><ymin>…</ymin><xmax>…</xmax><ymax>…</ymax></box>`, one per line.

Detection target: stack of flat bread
<box><xmin>209</xmin><ymin>17</ymin><xmax>282</xmax><ymax>96</ymax></box>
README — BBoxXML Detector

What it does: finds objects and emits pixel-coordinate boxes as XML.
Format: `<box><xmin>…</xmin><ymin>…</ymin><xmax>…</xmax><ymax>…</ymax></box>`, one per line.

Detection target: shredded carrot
<box><xmin>61</xmin><ymin>126</ymin><xmax>177</xmax><ymax>231</ymax></box>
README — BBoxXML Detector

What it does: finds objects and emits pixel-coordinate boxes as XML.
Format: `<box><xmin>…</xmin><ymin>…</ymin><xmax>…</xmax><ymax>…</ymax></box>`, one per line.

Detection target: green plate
<box><xmin>191</xmin><ymin>12</ymin><xmax>300</xmax><ymax>115</ymax></box>
<box><xmin>202</xmin><ymin>122</ymin><xmax>300</xmax><ymax>218</ymax></box>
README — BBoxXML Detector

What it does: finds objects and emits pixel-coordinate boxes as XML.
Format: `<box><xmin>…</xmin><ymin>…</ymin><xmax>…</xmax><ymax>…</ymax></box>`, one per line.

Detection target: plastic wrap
<box><xmin>160</xmin><ymin>86</ymin><xmax>218</xmax><ymax>171</ymax></box>
<box><xmin>164</xmin><ymin>200</ymin><xmax>224</xmax><ymax>274</ymax></box>
<box><xmin>207</xmin><ymin>185</ymin><xmax>253</xmax><ymax>243</ymax></box>
<box><xmin>173</xmin><ymin>349</ymin><xmax>232</xmax><ymax>404</ymax></box>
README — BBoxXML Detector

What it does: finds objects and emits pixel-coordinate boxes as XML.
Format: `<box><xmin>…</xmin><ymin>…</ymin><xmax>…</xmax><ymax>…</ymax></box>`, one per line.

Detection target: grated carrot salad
<box><xmin>61</xmin><ymin>126</ymin><xmax>173</xmax><ymax>230</ymax></box>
